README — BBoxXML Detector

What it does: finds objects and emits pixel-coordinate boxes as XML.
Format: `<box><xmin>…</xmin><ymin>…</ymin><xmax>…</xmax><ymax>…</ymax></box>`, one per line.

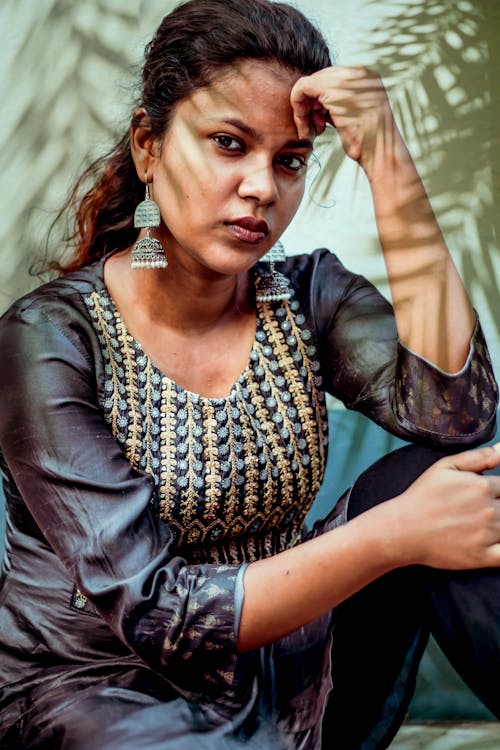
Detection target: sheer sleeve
<box><xmin>0</xmin><ymin>295</ymin><xmax>249</xmax><ymax>704</ymax></box>
<box><xmin>290</xmin><ymin>249</ymin><xmax>498</xmax><ymax>447</ymax></box>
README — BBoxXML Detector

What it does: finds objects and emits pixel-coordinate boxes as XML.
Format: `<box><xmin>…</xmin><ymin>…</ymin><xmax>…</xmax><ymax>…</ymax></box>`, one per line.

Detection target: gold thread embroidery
<box><xmin>86</xmin><ymin>291</ymin><xmax>122</xmax><ymax>435</ymax></box>
<box><xmin>159</xmin><ymin>379</ymin><xmax>178</xmax><ymax>518</ymax></box>
<box><xmin>222</xmin><ymin>400</ymin><xmax>240</xmax><ymax>523</ymax></box>
<box><xmin>243</xmin><ymin>374</ymin><xmax>279</xmax><ymax>518</ymax></box>
<box><xmin>86</xmin><ymin>286</ymin><xmax>328</xmax><ymax>564</ymax></box>
<box><xmin>286</xmin><ymin>307</ymin><xmax>327</xmax><ymax>496</ymax></box>
<box><xmin>237</xmin><ymin>389</ymin><xmax>259</xmax><ymax>518</ymax></box>
<box><xmin>179</xmin><ymin>395</ymin><xmax>200</xmax><ymax>526</ymax></box>
<box><xmin>259</xmin><ymin>302</ymin><xmax>310</xmax><ymax>504</ymax></box>
<box><xmin>201</xmin><ymin>400</ymin><xmax>222</xmax><ymax>521</ymax></box>
<box><xmin>115</xmin><ymin>314</ymin><xmax>142</xmax><ymax>466</ymax></box>
<box><xmin>141</xmin><ymin>358</ymin><xmax>158</xmax><ymax>475</ymax></box>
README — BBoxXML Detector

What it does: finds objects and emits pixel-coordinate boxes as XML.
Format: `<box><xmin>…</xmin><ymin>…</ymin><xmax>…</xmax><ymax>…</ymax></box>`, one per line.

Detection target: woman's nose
<box><xmin>238</xmin><ymin>161</ymin><xmax>279</xmax><ymax>205</ymax></box>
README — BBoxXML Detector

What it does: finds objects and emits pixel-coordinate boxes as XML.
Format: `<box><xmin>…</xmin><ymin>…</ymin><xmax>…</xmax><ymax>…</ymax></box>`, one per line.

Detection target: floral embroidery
<box><xmin>85</xmin><ymin>283</ymin><xmax>328</xmax><ymax>565</ymax></box>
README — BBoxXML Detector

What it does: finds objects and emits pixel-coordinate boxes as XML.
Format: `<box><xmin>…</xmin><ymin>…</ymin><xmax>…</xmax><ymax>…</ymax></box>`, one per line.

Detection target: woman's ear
<box><xmin>130</xmin><ymin>108</ymin><xmax>158</xmax><ymax>180</ymax></box>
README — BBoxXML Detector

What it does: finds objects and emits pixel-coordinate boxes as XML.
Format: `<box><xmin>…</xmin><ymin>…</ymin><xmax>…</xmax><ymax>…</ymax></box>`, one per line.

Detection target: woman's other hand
<box><xmin>290</xmin><ymin>66</ymin><xmax>396</xmax><ymax>179</ymax></box>
<box><xmin>239</xmin><ymin>444</ymin><xmax>500</xmax><ymax>650</ymax></box>
<box><xmin>386</xmin><ymin>444</ymin><xmax>500</xmax><ymax>570</ymax></box>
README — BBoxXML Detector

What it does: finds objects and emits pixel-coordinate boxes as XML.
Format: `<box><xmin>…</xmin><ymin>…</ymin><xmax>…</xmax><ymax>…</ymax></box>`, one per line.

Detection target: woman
<box><xmin>0</xmin><ymin>1</ymin><xmax>499</xmax><ymax>748</ymax></box>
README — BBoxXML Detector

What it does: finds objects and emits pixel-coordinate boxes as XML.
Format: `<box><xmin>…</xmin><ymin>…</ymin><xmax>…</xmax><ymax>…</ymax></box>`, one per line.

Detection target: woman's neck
<box><xmin>104</xmin><ymin>249</ymin><xmax>253</xmax><ymax>333</ymax></box>
<box><xmin>102</xmin><ymin>248</ymin><xmax>257</xmax><ymax>398</ymax></box>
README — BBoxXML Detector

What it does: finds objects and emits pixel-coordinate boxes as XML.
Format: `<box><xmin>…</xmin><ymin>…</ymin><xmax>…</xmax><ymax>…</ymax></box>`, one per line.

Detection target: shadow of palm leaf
<box><xmin>0</xmin><ymin>0</ymin><xmax>173</xmax><ymax>310</ymax></box>
<box><xmin>362</xmin><ymin>0</ymin><xmax>499</xmax><ymax>338</ymax></box>
<box><xmin>302</xmin><ymin>0</ymin><xmax>499</xmax><ymax>368</ymax></box>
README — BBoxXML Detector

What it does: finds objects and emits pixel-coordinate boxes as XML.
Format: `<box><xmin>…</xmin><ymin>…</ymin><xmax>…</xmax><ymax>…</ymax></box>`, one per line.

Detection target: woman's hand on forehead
<box><xmin>290</xmin><ymin>66</ymin><xmax>394</xmax><ymax>175</ymax></box>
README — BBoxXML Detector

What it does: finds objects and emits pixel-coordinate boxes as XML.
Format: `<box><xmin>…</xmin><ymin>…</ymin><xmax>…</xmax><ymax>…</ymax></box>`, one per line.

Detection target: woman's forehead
<box><xmin>173</xmin><ymin>60</ymin><xmax>302</xmax><ymax>137</ymax></box>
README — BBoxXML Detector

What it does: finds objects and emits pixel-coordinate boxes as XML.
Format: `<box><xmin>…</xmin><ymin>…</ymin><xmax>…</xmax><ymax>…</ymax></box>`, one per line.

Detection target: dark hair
<box><xmin>56</xmin><ymin>0</ymin><xmax>331</xmax><ymax>272</ymax></box>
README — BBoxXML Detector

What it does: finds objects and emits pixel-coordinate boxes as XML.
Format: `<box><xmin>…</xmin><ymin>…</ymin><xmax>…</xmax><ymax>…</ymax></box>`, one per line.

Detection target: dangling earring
<box><xmin>254</xmin><ymin>240</ymin><xmax>291</xmax><ymax>302</ymax></box>
<box><xmin>131</xmin><ymin>176</ymin><xmax>167</xmax><ymax>269</ymax></box>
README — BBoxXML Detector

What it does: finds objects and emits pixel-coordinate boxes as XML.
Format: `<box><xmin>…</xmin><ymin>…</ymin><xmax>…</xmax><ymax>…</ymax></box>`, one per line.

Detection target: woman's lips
<box><xmin>225</xmin><ymin>217</ymin><xmax>269</xmax><ymax>244</ymax></box>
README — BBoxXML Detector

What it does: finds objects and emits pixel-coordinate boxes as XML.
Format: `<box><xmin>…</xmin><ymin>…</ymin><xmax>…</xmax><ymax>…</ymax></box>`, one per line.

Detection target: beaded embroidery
<box><xmin>85</xmin><ymin>283</ymin><xmax>328</xmax><ymax>564</ymax></box>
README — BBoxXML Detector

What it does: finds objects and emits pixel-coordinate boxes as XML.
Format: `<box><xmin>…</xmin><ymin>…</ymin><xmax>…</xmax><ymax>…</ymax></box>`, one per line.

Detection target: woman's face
<box><xmin>149</xmin><ymin>60</ymin><xmax>313</xmax><ymax>278</ymax></box>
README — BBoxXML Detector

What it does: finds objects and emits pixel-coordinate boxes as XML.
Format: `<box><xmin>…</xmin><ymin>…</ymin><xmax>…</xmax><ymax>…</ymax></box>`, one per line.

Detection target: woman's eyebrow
<box><xmin>282</xmin><ymin>137</ymin><xmax>314</xmax><ymax>151</ymax></box>
<box><xmin>214</xmin><ymin>117</ymin><xmax>313</xmax><ymax>150</ymax></box>
<box><xmin>218</xmin><ymin>117</ymin><xmax>256</xmax><ymax>137</ymax></box>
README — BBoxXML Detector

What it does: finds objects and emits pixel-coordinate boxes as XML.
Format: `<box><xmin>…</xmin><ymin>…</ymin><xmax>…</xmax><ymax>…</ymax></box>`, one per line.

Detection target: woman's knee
<box><xmin>347</xmin><ymin>443</ymin><xmax>451</xmax><ymax>519</ymax></box>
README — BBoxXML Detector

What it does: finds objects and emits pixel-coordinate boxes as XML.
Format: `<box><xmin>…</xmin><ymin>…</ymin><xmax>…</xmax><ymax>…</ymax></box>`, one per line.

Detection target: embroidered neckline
<box><xmin>101</xmin><ymin>287</ymin><xmax>263</xmax><ymax>406</ymax></box>
<box><xmin>85</xmin><ymin>280</ymin><xmax>329</xmax><ymax>564</ymax></box>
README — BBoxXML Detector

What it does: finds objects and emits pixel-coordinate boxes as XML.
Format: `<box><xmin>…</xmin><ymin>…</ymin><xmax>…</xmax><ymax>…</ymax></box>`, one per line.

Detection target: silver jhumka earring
<box><xmin>131</xmin><ymin>177</ymin><xmax>167</xmax><ymax>269</ymax></box>
<box><xmin>254</xmin><ymin>240</ymin><xmax>291</xmax><ymax>302</ymax></box>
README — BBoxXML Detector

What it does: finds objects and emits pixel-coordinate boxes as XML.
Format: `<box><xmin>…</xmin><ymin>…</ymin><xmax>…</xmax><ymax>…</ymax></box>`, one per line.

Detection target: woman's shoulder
<box><xmin>284</xmin><ymin>248</ymin><xmax>367</xmax><ymax>293</ymax></box>
<box><xmin>0</xmin><ymin>261</ymin><xmax>104</xmax><ymax>326</ymax></box>
<box><xmin>283</xmin><ymin>248</ymin><xmax>385</xmax><ymax>321</ymax></box>
<box><xmin>284</xmin><ymin>247</ymin><xmax>346</xmax><ymax>273</ymax></box>
<box><xmin>0</xmin><ymin>261</ymin><xmax>105</xmax><ymax>366</ymax></box>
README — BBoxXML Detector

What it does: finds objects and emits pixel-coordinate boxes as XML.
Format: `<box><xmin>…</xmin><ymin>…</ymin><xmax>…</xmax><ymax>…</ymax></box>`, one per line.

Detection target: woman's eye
<box><xmin>277</xmin><ymin>154</ymin><xmax>307</xmax><ymax>172</ymax></box>
<box><xmin>213</xmin><ymin>134</ymin><xmax>243</xmax><ymax>152</ymax></box>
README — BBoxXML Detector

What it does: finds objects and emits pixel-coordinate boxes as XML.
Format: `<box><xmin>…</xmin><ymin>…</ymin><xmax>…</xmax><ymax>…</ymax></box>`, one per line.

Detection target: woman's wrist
<box><xmin>363</xmin><ymin>119</ymin><xmax>414</xmax><ymax>191</ymax></box>
<box><xmin>347</xmin><ymin>498</ymin><xmax>417</xmax><ymax>571</ymax></box>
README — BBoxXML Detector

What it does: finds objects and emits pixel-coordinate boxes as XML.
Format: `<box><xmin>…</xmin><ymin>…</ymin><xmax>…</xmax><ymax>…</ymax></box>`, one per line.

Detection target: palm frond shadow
<box><xmin>0</xmin><ymin>0</ymin><xmax>150</xmax><ymax>308</ymax></box>
<box><xmin>301</xmin><ymin>0</ymin><xmax>499</xmax><ymax>349</ymax></box>
<box><xmin>363</xmin><ymin>0</ymin><xmax>499</xmax><ymax>332</ymax></box>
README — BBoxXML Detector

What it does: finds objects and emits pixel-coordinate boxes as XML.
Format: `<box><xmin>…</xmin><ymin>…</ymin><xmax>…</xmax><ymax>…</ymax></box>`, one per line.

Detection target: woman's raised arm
<box><xmin>291</xmin><ymin>66</ymin><xmax>476</xmax><ymax>372</ymax></box>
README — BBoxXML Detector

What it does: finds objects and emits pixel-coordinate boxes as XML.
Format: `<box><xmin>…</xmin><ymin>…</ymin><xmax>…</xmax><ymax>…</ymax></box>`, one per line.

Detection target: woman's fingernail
<box><xmin>492</xmin><ymin>442</ymin><xmax>500</xmax><ymax>453</ymax></box>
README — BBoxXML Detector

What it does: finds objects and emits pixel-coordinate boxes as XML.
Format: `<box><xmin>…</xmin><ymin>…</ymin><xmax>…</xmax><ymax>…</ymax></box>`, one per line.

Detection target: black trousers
<box><xmin>322</xmin><ymin>443</ymin><xmax>500</xmax><ymax>749</ymax></box>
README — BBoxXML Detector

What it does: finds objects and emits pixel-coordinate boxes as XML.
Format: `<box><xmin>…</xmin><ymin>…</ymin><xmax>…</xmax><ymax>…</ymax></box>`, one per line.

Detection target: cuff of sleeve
<box><xmin>395</xmin><ymin>320</ymin><xmax>498</xmax><ymax>444</ymax></box>
<box><xmin>234</xmin><ymin>563</ymin><xmax>249</xmax><ymax>641</ymax></box>
<box><xmin>155</xmin><ymin>562</ymin><xmax>257</xmax><ymax>710</ymax></box>
<box><xmin>397</xmin><ymin>316</ymin><xmax>479</xmax><ymax>377</ymax></box>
